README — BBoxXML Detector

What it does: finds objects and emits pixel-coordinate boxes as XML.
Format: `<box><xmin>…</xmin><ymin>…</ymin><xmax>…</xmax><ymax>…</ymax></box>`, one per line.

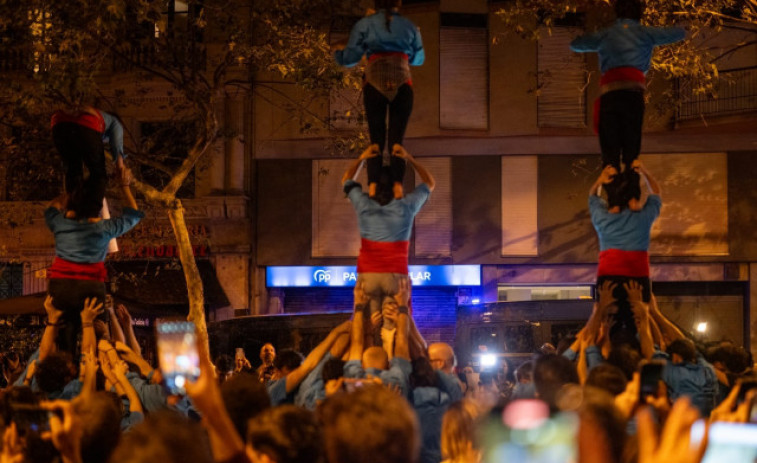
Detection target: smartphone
<box><xmin>9</xmin><ymin>403</ymin><xmax>51</xmax><ymax>434</ymax></box>
<box><xmin>483</xmin><ymin>400</ymin><xmax>578</xmax><ymax>463</ymax></box>
<box><xmin>155</xmin><ymin>318</ymin><xmax>200</xmax><ymax>395</ymax></box>
<box><xmin>692</xmin><ymin>420</ymin><xmax>757</xmax><ymax>463</ymax></box>
<box><xmin>639</xmin><ymin>361</ymin><xmax>665</xmax><ymax>401</ymax></box>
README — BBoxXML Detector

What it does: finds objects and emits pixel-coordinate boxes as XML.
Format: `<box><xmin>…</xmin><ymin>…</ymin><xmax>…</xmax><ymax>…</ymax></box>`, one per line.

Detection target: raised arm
<box><xmin>648</xmin><ymin>294</ymin><xmax>685</xmax><ymax>344</ymax></box>
<box><xmin>393</xmin><ymin>145</ymin><xmax>435</xmax><ymax>191</ymax></box>
<box><xmin>590</xmin><ymin>165</ymin><xmax>617</xmax><ymax>196</ymax></box>
<box><xmin>105</xmin><ymin>299</ymin><xmax>126</xmax><ymax>345</ymax></box>
<box><xmin>393</xmin><ymin>278</ymin><xmax>411</xmax><ymax>362</ymax></box>
<box><xmin>349</xmin><ymin>281</ymin><xmax>370</xmax><ymax>362</ymax></box>
<box><xmin>116</xmin><ymin>304</ymin><xmax>142</xmax><ymax>357</ymax></box>
<box><xmin>286</xmin><ymin>320</ymin><xmax>351</xmax><ymax>394</ymax></box>
<box><xmin>40</xmin><ymin>295</ymin><xmax>64</xmax><ymax>362</ymax></box>
<box><xmin>47</xmin><ymin>192</ymin><xmax>68</xmax><ymax>211</ymax></box>
<box><xmin>626</xmin><ymin>282</ymin><xmax>655</xmax><ymax>360</ymax></box>
<box><xmin>342</xmin><ymin>145</ymin><xmax>379</xmax><ymax>184</ymax></box>
<box><xmin>118</xmin><ymin>166</ymin><xmax>138</xmax><ymax>210</ymax></box>
<box><xmin>635</xmin><ymin>162</ymin><xmax>661</xmax><ymax>196</ymax></box>
<box><xmin>80</xmin><ymin>298</ymin><xmax>103</xmax><ymax>360</ymax></box>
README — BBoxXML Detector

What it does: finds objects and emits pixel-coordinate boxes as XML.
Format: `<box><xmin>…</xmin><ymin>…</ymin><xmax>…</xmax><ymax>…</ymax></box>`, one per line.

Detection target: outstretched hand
<box><xmin>637</xmin><ymin>398</ymin><xmax>705</xmax><ymax>463</ymax></box>
<box><xmin>353</xmin><ymin>281</ymin><xmax>371</xmax><ymax>310</ymax></box>
<box><xmin>80</xmin><ymin>297</ymin><xmax>104</xmax><ymax>325</ymax></box>
<box><xmin>42</xmin><ymin>400</ymin><xmax>83</xmax><ymax>463</ymax></box>
<box><xmin>393</xmin><ymin>277</ymin><xmax>411</xmax><ymax>308</ymax></box>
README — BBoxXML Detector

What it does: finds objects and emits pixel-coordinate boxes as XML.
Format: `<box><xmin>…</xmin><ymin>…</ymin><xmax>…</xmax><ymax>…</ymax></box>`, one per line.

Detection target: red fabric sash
<box><xmin>357</xmin><ymin>238</ymin><xmax>409</xmax><ymax>274</ymax></box>
<box><xmin>51</xmin><ymin>110</ymin><xmax>105</xmax><ymax>133</ymax></box>
<box><xmin>593</xmin><ymin>67</ymin><xmax>646</xmax><ymax>134</ymax></box>
<box><xmin>597</xmin><ymin>249</ymin><xmax>649</xmax><ymax>278</ymax></box>
<box><xmin>48</xmin><ymin>257</ymin><xmax>107</xmax><ymax>282</ymax></box>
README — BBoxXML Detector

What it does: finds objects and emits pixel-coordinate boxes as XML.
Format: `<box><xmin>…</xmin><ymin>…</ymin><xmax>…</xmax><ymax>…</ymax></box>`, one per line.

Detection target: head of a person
<box><xmin>35</xmin><ymin>352</ymin><xmax>75</xmax><ymax>394</ymax></box>
<box><xmin>273</xmin><ymin>349</ymin><xmax>304</xmax><ymax>378</ymax></box>
<box><xmin>372</xmin><ymin>168</ymin><xmax>395</xmax><ymax>206</ymax></box>
<box><xmin>72</xmin><ymin>392</ymin><xmax>122</xmax><ymax>463</ymax></box>
<box><xmin>362</xmin><ymin>346</ymin><xmax>389</xmax><ymax>371</ymax></box>
<box><xmin>68</xmin><ymin>184</ymin><xmax>103</xmax><ymax>219</ymax></box>
<box><xmin>441</xmin><ymin>400</ymin><xmax>480</xmax><ymax>463</ymax></box>
<box><xmin>585</xmin><ymin>364</ymin><xmax>628</xmax><ymax>396</ymax></box>
<box><xmin>515</xmin><ymin>361</ymin><xmax>534</xmax><ymax>384</ymax></box>
<box><xmin>214</xmin><ymin>354</ymin><xmax>234</xmax><ymax>382</ymax></box>
<box><xmin>374</xmin><ymin>0</ymin><xmax>402</xmax><ymax>11</ymax></box>
<box><xmin>708</xmin><ymin>344</ymin><xmax>751</xmax><ymax>375</ymax></box>
<box><xmin>322</xmin><ymin>357</ymin><xmax>345</xmax><ymax>395</ymax></box>
<box><xmin>318</xmin><ymin>385</ymin><xmax>420</xmax><ymax>463</ymax></box>
<box><xmin>221</xmin><ymin>372</ymin><xmax>271</xmax><ymax>439</ymax></box>
<box><xmin>577</xmin><ymin>387</ymin><xmax>627</xmax><ymax>463</ymax></box>
<box><xmin>667</xmin><ymin>339</ymin><xmax>698</xmax><ymax>364</ymax></box>
<box><xmin>428</xmin><ymin>342</ymin><xmax>457</xmax><ymax>374</ymax></box>
<box><xmin>108</xmin><ymin>410</ymin><xmax>213</xmax><ymax>463</ymax></box>
<box><xmin>604</xmin><ymin>175</ymin><xmax>626</xmax><ymax>212</ymax></box>
<box><xmin>410</xmin><ymin>357</ymin><xmax>438</xmax><ymax>389</ymax></box>
<box><xmin>614</xmin><ymin>0</ymin><xmax>644</xmax><ymax>21</ymax></box>
<box><xmin>606</xmin><ymin>343</ymin><xmax>642</xmax><ymax>381</ymax></box>
<box><xmin>533</xmin><ymin>354</ymin><xmax>580</xmax><ymax>411</ymax></box>
<box><xmin>260</xmin><ymin>343</ymin><xmax>276</xmax><ymax>366</ymax></box>
<box><xmin>246</xmin><ymin>405</ymin><xmax>324</xmax><ymax>463</ymax></box>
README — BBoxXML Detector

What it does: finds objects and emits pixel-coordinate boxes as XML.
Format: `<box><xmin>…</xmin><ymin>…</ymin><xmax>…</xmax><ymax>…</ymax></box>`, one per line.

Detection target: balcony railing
<box><xmin>676</xmin><ymin>66</ymin><xmax>757</xmax><ymax>121</ymax></box>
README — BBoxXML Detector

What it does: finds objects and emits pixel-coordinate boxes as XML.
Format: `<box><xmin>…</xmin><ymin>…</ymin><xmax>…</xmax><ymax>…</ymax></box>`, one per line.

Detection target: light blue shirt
<box><xmin>589</xmin><ymin>194</ymin><xmax>661</xmax><ymax>251</ymax></box>
<box><xmin>100</xmin><ymin>111</ymin><xmax>125</xmax><ymax>160</ymax></box>
<box><xmin>654</xmin><ymin>351</ymin><xmax>719</xmax><ymax>417</ymax></box>
<box><xmin>344</xmin><ymin>180</ymin><xmax>430</xmax><ymax>242</ymax></box>
<box><xmin>570</xmin><ymin>19</ymin><xmax>685</xmax><ymax>73</ymax></box>
<box><xmin>335</xmin><ymin>11</ymin><xmax>424</xmax><ymax>67</ymax></box>
<box><xmin>45</xmin><ymin>207</ymin><xmax>144</xmax><ymax>263</ymax></box>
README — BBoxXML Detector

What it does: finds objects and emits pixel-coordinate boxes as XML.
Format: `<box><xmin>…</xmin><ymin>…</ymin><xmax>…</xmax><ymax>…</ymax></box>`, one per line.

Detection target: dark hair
<box><xmin>67</xmin><ymin>183</ymin><xmax>103</xmax><ymax>220</ymax></box>
<box><xmin>606</xmin><ymin>343</ymin><xmax>642</xmax><ymax>381</ymax></box>
<box><xmin>604</xmin><ymin>175</ymin><xmax>626</xmax><ymax>210</ymax></box>
<box><xmin>247</xmin><ymin>405</ymin><xmax>324</xmax><ymax>463</ymax></box>
<box><xmin>74</xmin><ymin>391</ymin><xmax>122</xmax><ymax>463</ymax></box>
<box><xmin>708</xmin><ymin>344</ymin><xmax>751</xmax><ymax>374</ymax></box>
<box><xmin>322</xmin><ymin>358</ymin><xmax>345</xmax><ymax>383</ymax></box>
<box><xmin>533</xmin><ymin>354</ymin><xmax>579</xmax><ymax>411</ymax></box>
<box><xmin>580</xmin><ymin>387</ymin><xmax>628</xmax><ymax>463</ymax></box>
<box><xmin>667</xmin><ymin>339</ymin><xmax>697</xmax><ymax>364</ymax></box>
<box><xmin>373</xmin><ymin>167</ymin><xmax>395</xmax><ymax>206</ymax></box>
<box><xmin>614</xmin><ymin>0</ymin><xmax>643</xmax><ymax>20</ymax></box>
<box><xmin>109</xmin><ymin>411</ymin><xmax>213</xmax><ymax>463</ymax></box>
<box><xmin>410</xmin><ymin>357</ymin><xmax>438</xmax><ymax>389</ymax></box>
<box><xmin>35</xmin><ymin>352</ymin><xmax>73</xmax><ymax>394</ymax></box>
<box><xmin>220</xmin><ymin>372</ymin><xmax>271</xmax><ymax>439</ymax></box>
<box><xmin>274</xmin><ymin>349</ymin><xmax>304</xmax><ymax>372</ymax></box>
<box><xmin>214</xmin><ymin>355</ymin><xmax>234</xmax><ymax>375</ymax></box>
<box><xmin>318</xmin><ymin>385</ymin><xmax>420</xmax><ymax>463</ymax></box>
<box><xmin>586</xmin><ymin>364</ymin><xmax>628</xmax><ymax>396</ymax></box>
<box><xmin>374</xmin><ymin>0</ymin><xmax>402</xmax><ymax>31</ymax></box>
<box><xmin>622</xmin><ymin>170</ymin><xmax>642</xmax><ymax>203</ymax></box>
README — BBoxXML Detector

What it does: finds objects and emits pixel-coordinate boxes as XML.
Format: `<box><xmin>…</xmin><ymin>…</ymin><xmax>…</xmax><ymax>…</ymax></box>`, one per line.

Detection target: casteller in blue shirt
<box><xmin>334</xmin><ymin>10</ymin><xmax>424</xmax><ymax>68</ymax></box>
<box><xmin>570</xmin><ymin>18</ymin><xmax>685</xmax><ymax>74</ymax></box>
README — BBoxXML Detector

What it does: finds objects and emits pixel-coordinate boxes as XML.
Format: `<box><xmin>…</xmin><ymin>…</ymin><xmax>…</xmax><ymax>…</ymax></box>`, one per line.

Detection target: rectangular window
<box><xmin>537</xmin><ymin>27</ymin><xmax>587</xmax><ymax>128</ymax></box>
<box><xmin>501</xmin><ymin>156</ymin><xmax>538</xmax><ymax>256</ymax></box>
<box><xmin>497</xmin><ymin>285</ymin><xmax>593</xmax><ymax>302</ymax></box>
<box><xmin>0</xmin><ymin>264</ymin><xmax>23</xmax><ymax>300</ymax></box>
<box><xmin>414</xmin><ymin>157</ymin><xmax>452</xmax><ymax>257</ymax></box>
<box><xmin>312</xmin><ymin>159</ymin><xmax>361</xmax><ymax>257</ymax></box>
<box><xmin>439</xmin><ymin>13</ymin><xmax>489</xmax><ymax>130</ymax></box>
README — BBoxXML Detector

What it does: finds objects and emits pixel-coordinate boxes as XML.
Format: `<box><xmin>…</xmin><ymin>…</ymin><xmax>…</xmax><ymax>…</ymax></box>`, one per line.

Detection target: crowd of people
<box><xmin>0</xmin><ymin>0</ymin><xmax>753</xmax><ymax>462</ymax></box>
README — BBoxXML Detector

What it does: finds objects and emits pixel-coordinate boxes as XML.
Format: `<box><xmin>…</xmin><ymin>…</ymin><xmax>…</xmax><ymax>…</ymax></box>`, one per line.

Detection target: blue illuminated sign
<box><xmin>266</xmin><ymin>265</ymin><xmax>481</xmax><ymax>288</ymax></box>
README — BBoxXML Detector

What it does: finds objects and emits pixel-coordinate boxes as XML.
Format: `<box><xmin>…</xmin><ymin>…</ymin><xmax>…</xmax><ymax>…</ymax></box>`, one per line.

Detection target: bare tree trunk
<box><xmin>167</xmin><ymin>201</ymin><xmax>210</xmax><ymax>354</ymax></box>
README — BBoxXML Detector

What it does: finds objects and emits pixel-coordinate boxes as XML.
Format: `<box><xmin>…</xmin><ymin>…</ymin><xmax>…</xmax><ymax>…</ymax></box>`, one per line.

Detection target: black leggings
<box><xmin>363</xmin><ymin>83</ymin><xmax>413</xmax><ymax>185</ymax></box>
<box><xmin>47</xmin><ymin>278</ymin><xmax>108</xmax><ymax>357</ymax></box>
<box><xmin>52</xmin><ymin>122</ymin><xmax>107</xmax><ymax>213</ymax></box>
<box><xmin>598</xmin><ymin>90</ymin><xmax>645</xmax><ymax>171</ymax></box>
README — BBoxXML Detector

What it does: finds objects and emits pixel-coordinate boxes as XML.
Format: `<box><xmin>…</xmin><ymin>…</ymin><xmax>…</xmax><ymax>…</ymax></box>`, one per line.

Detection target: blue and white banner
<box><xmin>266</xmin><ymin>265</ymin><xmax>481</xmax><ymax>288</ymax></box>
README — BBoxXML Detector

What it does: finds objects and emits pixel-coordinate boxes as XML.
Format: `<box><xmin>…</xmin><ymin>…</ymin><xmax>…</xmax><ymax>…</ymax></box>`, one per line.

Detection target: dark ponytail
<box><xmin>374</xmin><ymin>0</ymin><xmax>401</xmax><ymax>31</ymax></box>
